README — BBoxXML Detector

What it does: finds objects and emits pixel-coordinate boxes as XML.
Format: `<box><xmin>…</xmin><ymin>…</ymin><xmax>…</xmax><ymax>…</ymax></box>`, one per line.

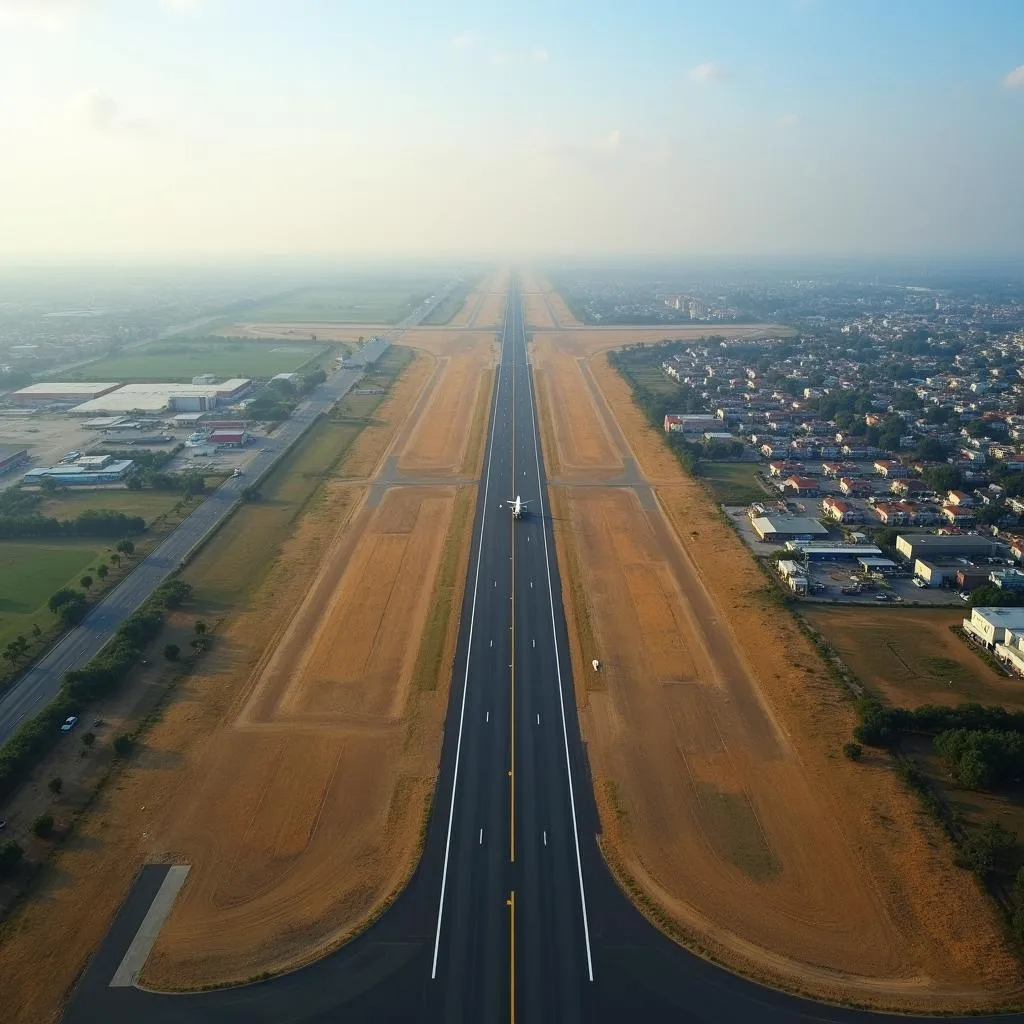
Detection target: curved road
<box><xmin>64</xmin><ymin>282</ymin><xmax>1020</xmax><ymax>1023</ymax></box>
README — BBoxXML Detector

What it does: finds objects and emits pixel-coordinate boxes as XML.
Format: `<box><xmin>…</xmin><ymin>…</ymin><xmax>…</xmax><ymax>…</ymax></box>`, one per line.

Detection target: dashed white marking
<box><xmin>543</xmin><ymin>831</ymin><xmax>547</xmax><ymax>846</ymax></box>
<box><xmin>486</xmin><ymin>711</ymin><xmax>490</xmax><ymax>723</ymax></box>
<box><xmin>536</xmin><ymin>714</ymin><xmax>540</xmax><ymax>725</ymax></box>
<box><xmin>479</xmin><ymin>829</ymin><xmax>484</xmax><ymax>845</ymax></box>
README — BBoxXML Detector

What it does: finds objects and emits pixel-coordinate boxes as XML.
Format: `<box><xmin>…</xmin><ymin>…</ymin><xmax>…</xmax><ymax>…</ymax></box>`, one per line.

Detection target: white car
<box><xmin>60</xmin><ymin>715</ymin><xmax>78</xmax><ymax>733</ymax></box>
<box><xmin>912</xmin><ymin>578</ymin><xmax>927</xmax><ymax>588</ymax></box>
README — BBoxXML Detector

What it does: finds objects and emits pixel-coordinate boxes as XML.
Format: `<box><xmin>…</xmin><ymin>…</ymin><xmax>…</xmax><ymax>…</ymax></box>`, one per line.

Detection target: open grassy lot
<box><xmin>700</xmin><ymin>462</ymin><xmax>768</xmax><ymax>505</ymax></box>
<box><xmin>243</xmin><ymin>282</ymin><xmax>444</xmax><ymax>325</ymax></box>
<box><xmin>40</xmin><ymin>489</ymin><xmax>182</xmax><ymax>524</ymax></box>
<box><xmin>802</xmin><ymin>606</ymin><xmax>1022</xmax><ymax>709</ymax></box>
<box><xmin>0</xmin><ymin>540</ymin><xmax>108</xmax><ymax>647</ymax></box>
<box><xmin>611</xmin><ymin>359</ymin><xmax>684</xmax><ymax>397</ymax></box>
<box><xmin>63</xmin><ymin>338</ymin><xmax>329</xmax><ymax>382</ymax></box>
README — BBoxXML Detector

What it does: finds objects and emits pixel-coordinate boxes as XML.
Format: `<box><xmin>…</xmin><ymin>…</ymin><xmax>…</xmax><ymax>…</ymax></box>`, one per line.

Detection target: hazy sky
<box><xmin>1</xmin><ymin>0</ymin><xmax>1023</xmax><ymax>260</ymax></box>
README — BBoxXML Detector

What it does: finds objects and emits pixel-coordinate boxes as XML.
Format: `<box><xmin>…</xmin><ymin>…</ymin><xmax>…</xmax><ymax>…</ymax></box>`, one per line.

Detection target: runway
<box><xmin>64</xmin><ymin>281</ymin><xmax>1022</xmax><ymax>1023</ymax></box>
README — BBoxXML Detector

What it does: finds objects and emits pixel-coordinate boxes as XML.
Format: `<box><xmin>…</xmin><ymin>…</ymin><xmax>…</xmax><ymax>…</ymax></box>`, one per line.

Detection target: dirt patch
<box><xmin>471</xmin><ymin>292</ymin><xmax>507</xmax><ymax>329</ymax></box>
<box><xmin>216</xmin><ymin>323</ymin><xmax>376</xmax><ymax>343</ymax></box>
<box><xmin>530</xmin><ymin>338</ymin><xmax>622</xmax><ymax>479</ymax></box>
<box><xmin>398</xmin><ymin>339</ymin><xmax>493</xmax><ymax>477</ymax></box>
<box><xmin>523</xmin><ymin>292</ymin><xmax>556</xmax><ymax>329</ymax></box>
<box><xmin>540</xmin><ymin>347</ymin><xmax>1024</xmax><ymax>1010</ymax></box>
<box><xmin>803</xmin><ymin>606</ymin><xmax>1022</xmax><ymax>709</ymax></box>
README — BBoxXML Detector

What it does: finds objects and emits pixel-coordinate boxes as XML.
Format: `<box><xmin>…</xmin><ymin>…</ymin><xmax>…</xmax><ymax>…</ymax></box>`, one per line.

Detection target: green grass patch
<box><xmin>40</xmin><ymin>489</ymin><xmax>182</xmax><ymax>524</ymax></box>
<box><xmin>62</xmin><ymin>338</ymin><xmax>330</xmax><ymax>382</ymax></box>
<box><xmin>618</xmin><ymin>361</ymin><xmax>687</xmax><ymax>397</ymax></box>
<box><xmin>244</xmin><ymin>282</ymin><xmax>445</xmax><ymax>325</ymax></box>
<box><xmin>0</xmin><ymin>540</ymin><xmax>109</xmax><ymax>645</ymax></box>
<box><xmin>700</xmin><ymin>462</ymin><xmax>767</xmax><ymax>505</ymax></box>
<box><xmin>412</xmin><ymin>487</ymin><xmax>474</xmax><ymax>691</ymax></box>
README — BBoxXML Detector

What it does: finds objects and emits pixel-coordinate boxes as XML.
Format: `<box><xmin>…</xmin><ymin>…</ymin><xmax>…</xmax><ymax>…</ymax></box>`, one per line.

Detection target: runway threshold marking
<box><xmin>109</xmin><ymin>865</ymin><xmax>190</xmax><ymax>987</ymax></box>
<box><xmin>430</xmin><ymin>290</ymin><xmax>509</xmax><ymax>981</ymax></box>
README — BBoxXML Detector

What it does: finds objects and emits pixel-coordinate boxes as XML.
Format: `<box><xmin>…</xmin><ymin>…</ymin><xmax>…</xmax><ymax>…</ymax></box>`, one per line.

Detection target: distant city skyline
<box><xmin>0</xmin><ymin>0</ymin><xmax>1022</xmax><ymax>260</ymax></box>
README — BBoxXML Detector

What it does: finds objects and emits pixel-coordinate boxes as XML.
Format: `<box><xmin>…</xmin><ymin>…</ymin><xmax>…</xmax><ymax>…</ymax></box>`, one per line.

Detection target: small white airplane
<box><xmin>506</xmin><ymin>495</ymin><xmax>530</xmax><ymax>519</ymax></box>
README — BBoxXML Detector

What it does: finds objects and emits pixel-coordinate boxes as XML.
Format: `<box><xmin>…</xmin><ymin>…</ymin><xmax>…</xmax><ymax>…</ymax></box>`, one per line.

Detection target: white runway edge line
<box><xmin>430</xmin><ymin>295</ymin><xmax>511</xmax><ymax>980</ymax></box>
<box><xmin>522</xmin><ymin>298</ymin><xmax>595</xmax><ymax>982</ymax></box>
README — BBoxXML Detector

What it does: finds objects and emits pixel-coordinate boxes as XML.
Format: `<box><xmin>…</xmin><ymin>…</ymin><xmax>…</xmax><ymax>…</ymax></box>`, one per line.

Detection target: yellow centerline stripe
<box><xmin>508</xmin><ymin>889</ymin><xmax>516</xmax><ymax>1024</ymax></box>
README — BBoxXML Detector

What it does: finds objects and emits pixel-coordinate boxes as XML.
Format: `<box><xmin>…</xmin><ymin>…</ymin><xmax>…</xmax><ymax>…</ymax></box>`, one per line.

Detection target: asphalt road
<box><xmin>64</xmin><ymin>282</ymin><xmax>1024</xmax><ymax>1023</ymax></box>
<box><xmin>0</xmin><ymin>290</ymin><xmax>454</xmax><ymax>748</ymax></box>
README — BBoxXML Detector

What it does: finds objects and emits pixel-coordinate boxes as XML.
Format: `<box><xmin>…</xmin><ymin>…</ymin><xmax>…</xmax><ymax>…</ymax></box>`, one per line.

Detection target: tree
<box><xmin>194</xmin><ymin>620</ymin><xmax>208</xmax><ymax>636</ymax></box>
<box><xmin>82</xmin><ymin>731</ymin><xmax>96</xmax><ymax>748</ymax></box>
<box><xmin>842</xmin><ymin>742</ymin><xmax>863</xmax><ymax>762</ymax></box>
<box><xmin>48</xmin><ymin>588</ymin><xmax>79</xmax><ymax>614</ymax></box>
<box><xmin>96</xmin><ymin>564</ymin><xmax>108</xmax><ymax>581</ymax></box>
<box><xmin>32</xmin><ymin>812</ymin><xmax>54</xmax><ymax>839</ymax></box>
<box><xmin>960</xmin><ymin>821</ymin><xmax>1015</xmax><ymax>877</ymax></box>
<box><xmin>3</xmin><ymin>635</ymin><xmax>28</xmax><ymax>666</ymax></box>
<box><xmin>163</xmin><ymin>643</ymin><xmax>180</xmax><ymax>662</ymax></box>
<box><xmin>113</xmin><ymin>734</ymin><xmax>134</xmax><ymax>757</ymax></box>
<box><xmin>0</xmin><ymin>839</ymin><xmax>24</xmax><ymax>877</ymax></box>
<box><xmin>110</xmin><ymin>552</ymin><xmax>121</xmax><ymax>568</ymax></box>
<box><xmin>31</xmin><ymin>623</ymin><xmax>41</xmax><ymax>639</ymax></box>
<box><xmin>126</xmin><ymin>475</ymin><xmax>144</xmax><ymax>492</ymax></box>
<box><xmin>116</xmin><ymin>539</ymin><xmax>135</xmax><ymax>556</ymax></box>
<box><xmin>48</xmin><ymin>776</ymin><xmax>62</xmax><ymax>795</ymax></box>
<box><xmin>79</xmin><ymin>575</ymin><xmax>93</xmax><ymax>591</ymax></box>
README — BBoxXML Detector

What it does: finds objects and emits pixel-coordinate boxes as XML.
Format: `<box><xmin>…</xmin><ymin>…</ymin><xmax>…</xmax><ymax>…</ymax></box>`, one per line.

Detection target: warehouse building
<box><xmin>24</xmin><ymin>460</ymin><xmax>134</xmax><ymax>486</ymax></box>
<box><xmin>10</xmin><ymin>382</ymin><xmax>120</xmax><ymax>406</ymax></box>
<box><xmin>963</xmin><ymin>607</ymin><xmax>1024</xmax><ymax>650</ymax></box>
<box><xmin>209</xmin><ymin>428</ymin><xmax>247</xmax><ymax>448</ymax></box>
<box><xmin>751</xmin><ymin>515</ymin><xmax>829</xmax><ymax>543</ymax></box>
<box><xmin>895</xmin><ymin>533</ymin><xmax>1006</xmax><ymax>563</ymax></box>
<box><xmin>69</xmin><ymin>379</ymin><xmax>251</xmax><ymax>415</ymax></box>
<box><xmin>786</xmin><ymin>542</ymin><xmax>883</xmax><ymax>560</ymax></box>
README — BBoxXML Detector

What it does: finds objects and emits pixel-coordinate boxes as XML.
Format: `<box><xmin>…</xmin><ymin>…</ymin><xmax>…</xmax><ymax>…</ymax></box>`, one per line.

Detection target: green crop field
<box><xmin>244</xmin><ymin>283</ymin><xmax>443</xmax><ymax>324</ymax></box>
<box><xmin>64</xmin><ymin>338</ymin><xmax>330</xmax><ymax>382</ymax></box>
<box><xmin>620</xmin><ymin>361</ymin><xmax>685</xmax><ymax>397</ymax></box>
<box><xmin>0</xmin><ymin>540</ymin><xmax>109</xmax><ymax>648</ymax></box>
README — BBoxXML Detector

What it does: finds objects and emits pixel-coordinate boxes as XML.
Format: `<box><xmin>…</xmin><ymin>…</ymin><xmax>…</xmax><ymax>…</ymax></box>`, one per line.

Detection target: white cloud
<box><xmin>688</xmin><ymin>62</ymin><xmax>722</xmax><ymax>84</ymax></box>
<box><xmin>530</xmin><ymin>47</ymin><xmax>550</xmax><ymax>64</ymax></box>
<box><xmin>776</xmin><ymin>113</ymin><xmax>799</xmax><ymax>129</ymax></box>
<box><xmin>72</xmin><ymin>88</ymin><xmax>154</xmax><ymax>135</ymax></box>
<box><xmin>0</xmin><ymin>0</ymin><xmax>98</xmax><ymax>30</ymax></box>
<box><xmin>1005</xmin><ymin>65</ymin><xmax>1024</xmax><ymax>90</ymax></box>
<box><xmin>451</xmin><ymin>30</ymin><xmax>479</xmax><ymax>51</ymax></box>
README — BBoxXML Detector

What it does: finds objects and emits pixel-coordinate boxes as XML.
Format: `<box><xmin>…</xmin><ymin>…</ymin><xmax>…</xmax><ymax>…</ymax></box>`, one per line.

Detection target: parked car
<box><xmin>912</xmin><ymin>577</ymin><xmax>928</xmax><ymax>588</ymax></box>
<box><xmin>958</xmin><ymin>591</ymin><xmax>972</xmax><ymax>602</ymax></box>
<box><xmin>874</xmin><ymin>593</ymin><xmax>892</xmax><ymax>602</ymax></box>
<box><xmin>60</xmin><ymin>715</ymin><xmax>79</xmax><ymax>732</ymax></box>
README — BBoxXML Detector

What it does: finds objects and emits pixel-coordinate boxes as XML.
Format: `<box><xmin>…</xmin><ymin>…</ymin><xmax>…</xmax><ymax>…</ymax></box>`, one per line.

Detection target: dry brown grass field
<box><xmin>536</xmin><ymin>335</ymin><xmax>1024</xmax><ymax>1011</ymax></box>
<box><xmin>803</xmin><ymin>606</ymin><xmax>1024</xmax><ymax>709</ymax></box>
<box><xmin>0</xmin><ymin>319</ymin><xmax>497</xmax><ymax>1016</ymax></box>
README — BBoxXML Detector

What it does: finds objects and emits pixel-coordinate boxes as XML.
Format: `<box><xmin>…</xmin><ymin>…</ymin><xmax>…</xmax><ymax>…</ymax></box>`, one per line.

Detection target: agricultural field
<box><xmin>243</xmin><ymin>282</ymin><xmax>446</xmax><ymax>324</ymax></box>
<box><xmin>0</xmin><ymin>540</ymin><xmax>110</xmax><ymax>650</ymax></box>
<box><xmin>699</xmin><ymin>462</ymin><xmax>767</xmax><ymax>505</ymax></box>
<box><xmin>64</xmin><ymin>337</ymin><xmax>330</xmax><ymax>382</ymax></box>
<box><xmin>423</xmin><ymin>277</ymin><xmax>480</xmax><ymax>325</ymax></box>
<box><xmin>615</xmin><ymin>359</ymin><xmax>687</xmax><ymax>397</ymax></box>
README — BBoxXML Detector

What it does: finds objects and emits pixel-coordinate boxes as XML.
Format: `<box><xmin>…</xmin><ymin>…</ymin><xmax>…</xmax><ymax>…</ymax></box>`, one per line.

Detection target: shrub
<box><xmin>0</xmin><ymin>839</ymin><xmax>24</xmax><ymax>877</ymax></box>
<box><xmin>842</xmin><ymin>742</ymin><xmax>863</xmax><ymax>762</ymax></box>
<box><xmin>82</xmin><ymin>731</ymin><xmax>95</xmax><ymax>748</ymax></box>
<box><xmin>960</xmin><ymin>821</ymin><xmax>1015</xmax><ymax>877</ymax></box>
<box><xmin>32</xmin><ymin>812</ymin><xmax>54</xmax><ymax>839</ymax></box>
<box><xmin>48</xmin><ymin>776</ymin><xmax>62</xmax><ymax>794</ymax></box>
<box><xmin>163</xmin><ymin>643</ymin><xmax>180</xmax><ymax>662</ymax></box>
<box><xmin>113</xmin><ymin>734</ymin><xmax>135</xmax><ymax>757</ymax></box>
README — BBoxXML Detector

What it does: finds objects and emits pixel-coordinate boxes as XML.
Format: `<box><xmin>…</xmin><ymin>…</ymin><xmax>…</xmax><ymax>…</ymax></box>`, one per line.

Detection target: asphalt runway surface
<box><xmin>0</xmin><ymin>291</ymin><xmax>452</xmax><ymax>748</ymax></box>
<box><xmin>63</xmin><ymin>283</ymin><xmax>1023</xmax><ymax>1023</ymax></box>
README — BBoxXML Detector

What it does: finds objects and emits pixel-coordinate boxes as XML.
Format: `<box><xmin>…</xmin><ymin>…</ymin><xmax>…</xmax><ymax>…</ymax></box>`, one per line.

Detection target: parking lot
<box><xmin>797</xmin><ymin>561</ymin><xmax>966</xmax><ymax>607</ymax></box>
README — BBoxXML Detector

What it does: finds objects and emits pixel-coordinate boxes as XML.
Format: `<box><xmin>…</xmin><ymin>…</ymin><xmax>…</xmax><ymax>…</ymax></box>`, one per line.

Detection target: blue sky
<box><xmin>0</xmin><ymin>0</ymin><xmax>1022</xmax><ymax>259</ymax></box>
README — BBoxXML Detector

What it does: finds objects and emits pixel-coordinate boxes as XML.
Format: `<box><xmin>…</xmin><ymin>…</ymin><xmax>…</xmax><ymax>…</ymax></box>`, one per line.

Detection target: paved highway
<box><xmin>64</xmin><ymin>281</ymin><xmax>1022</xmax><ymax>1023</ymax></box>
<box><xmin>0</xmin><ymin>288</ymin><xmax>456</xmax><ymax>748</ymax></box>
